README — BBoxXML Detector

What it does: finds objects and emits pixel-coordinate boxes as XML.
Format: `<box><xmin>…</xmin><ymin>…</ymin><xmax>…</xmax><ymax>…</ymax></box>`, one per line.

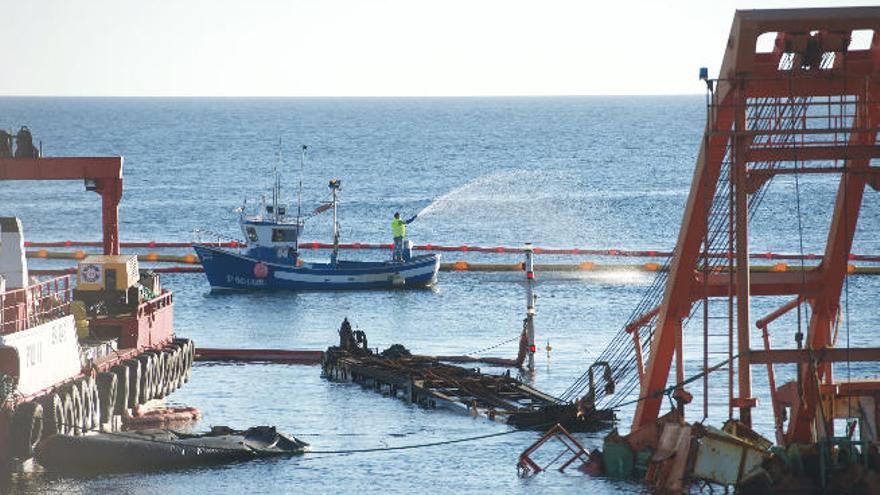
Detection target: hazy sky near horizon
<box><xmin>0</xmin><ymin>0</ymin><xmax>874</xmax><ymax>96</ymax></box>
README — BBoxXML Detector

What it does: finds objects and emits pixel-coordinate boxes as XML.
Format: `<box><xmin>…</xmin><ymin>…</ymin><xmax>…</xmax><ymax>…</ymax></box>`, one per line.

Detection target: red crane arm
<box><xmin>0</xmin><ymin>157</ymin><xmax>124</xmax><ymax>255</ymax></box>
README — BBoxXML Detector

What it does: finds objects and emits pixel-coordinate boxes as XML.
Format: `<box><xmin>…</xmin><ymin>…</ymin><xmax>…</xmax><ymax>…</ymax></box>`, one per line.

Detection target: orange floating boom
<box><xmin>19</xmin><ymin>239</ymin><xmax>880</xmax><ymax>261</ymax></box>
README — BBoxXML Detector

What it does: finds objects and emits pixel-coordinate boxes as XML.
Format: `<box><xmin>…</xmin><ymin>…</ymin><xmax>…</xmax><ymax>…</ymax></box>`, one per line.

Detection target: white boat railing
<box><xmin>192</xmin><ymin>229</ymin><xmax>247</xmax><ymax>251</ymax></box>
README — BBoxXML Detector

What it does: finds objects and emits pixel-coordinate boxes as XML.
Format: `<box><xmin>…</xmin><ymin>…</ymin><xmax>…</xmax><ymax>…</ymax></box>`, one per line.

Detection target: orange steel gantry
<box><xmin>0</xmin><ymin>157</ymin><xmax>123</xmax><ymax>255</ymax></box>
<box><xmin>630</xmin><ymin>8</ymin><xmax>880</xmax><ymax>445</ymax></box>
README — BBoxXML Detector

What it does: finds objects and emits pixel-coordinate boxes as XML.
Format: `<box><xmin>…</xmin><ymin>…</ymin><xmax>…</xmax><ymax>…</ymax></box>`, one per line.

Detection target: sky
<box><xmin>0</xmin><ymin>0</ymin><xmax>874</xmax><ymax>96</ymax></box>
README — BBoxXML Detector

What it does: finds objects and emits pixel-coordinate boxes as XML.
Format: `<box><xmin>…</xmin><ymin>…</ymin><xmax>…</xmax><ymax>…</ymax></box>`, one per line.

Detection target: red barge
<box><xmin>0</xmin><ymin>146</ymin><xmax>194</xmax><ymax>467</ymax></box>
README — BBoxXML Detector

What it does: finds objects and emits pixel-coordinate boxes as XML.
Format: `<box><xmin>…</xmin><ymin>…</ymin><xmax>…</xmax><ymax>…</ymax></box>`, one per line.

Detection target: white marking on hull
<box><xmin>0</xmin><ymin>316</ymin><xmax>81</xmax><ymax>396</ymax></box>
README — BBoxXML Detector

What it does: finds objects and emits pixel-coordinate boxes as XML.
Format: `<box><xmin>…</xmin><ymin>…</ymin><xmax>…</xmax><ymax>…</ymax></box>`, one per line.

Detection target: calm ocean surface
<box><xmin>1</xmin><ymin>97</ymin><xmax>878</xmax><ymax>494</ymax></box>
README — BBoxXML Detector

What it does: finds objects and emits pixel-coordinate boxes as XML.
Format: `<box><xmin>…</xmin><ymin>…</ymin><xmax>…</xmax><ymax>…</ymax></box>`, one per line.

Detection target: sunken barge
<box><xmin>321</xmin><ymin>321</ymin><xmax>613</xmax><ymax>432</ymax></box>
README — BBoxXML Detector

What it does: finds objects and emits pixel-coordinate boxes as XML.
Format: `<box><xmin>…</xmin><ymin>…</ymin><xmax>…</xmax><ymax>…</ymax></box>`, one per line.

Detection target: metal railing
<box><xmin>1</xmin><ymin>275</ymin><xmax>73</xmax><ymax>334</ymax></box>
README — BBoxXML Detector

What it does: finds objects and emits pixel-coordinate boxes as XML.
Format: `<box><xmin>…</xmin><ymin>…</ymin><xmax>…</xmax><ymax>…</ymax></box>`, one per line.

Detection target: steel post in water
<box><xmin>524</xmin><ymin>243</ymin><xmax>536</xmax><ymax>371</ymax></box>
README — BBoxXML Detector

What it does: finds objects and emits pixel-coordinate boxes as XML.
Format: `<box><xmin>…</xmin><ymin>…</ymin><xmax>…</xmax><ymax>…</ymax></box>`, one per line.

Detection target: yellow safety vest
<box><xmin>391</xmin><ymin>218</ymin><xmax>406</xmax><ymax>238</ymax></box>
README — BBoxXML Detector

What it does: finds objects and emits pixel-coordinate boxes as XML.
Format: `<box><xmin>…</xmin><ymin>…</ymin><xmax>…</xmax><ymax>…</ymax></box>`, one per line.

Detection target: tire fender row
<box><xmin>10</xmin><ymin>338</ymin><xmax>195</xmax><ymax>460</ymax></box>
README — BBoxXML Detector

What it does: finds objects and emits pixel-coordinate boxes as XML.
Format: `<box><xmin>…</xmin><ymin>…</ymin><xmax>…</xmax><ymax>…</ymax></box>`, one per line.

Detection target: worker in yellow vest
<box><xmin>391</xmin><ymin>212</ymin><xmax>417</xmax><ymax>261</ymax></box>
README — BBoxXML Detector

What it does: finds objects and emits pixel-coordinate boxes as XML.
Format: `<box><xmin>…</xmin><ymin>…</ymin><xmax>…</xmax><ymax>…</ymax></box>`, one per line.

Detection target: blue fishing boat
<box><xmin>193</xmin><ymin>146</ymin><xmax>440</xmax><ymax>291</ymax></box>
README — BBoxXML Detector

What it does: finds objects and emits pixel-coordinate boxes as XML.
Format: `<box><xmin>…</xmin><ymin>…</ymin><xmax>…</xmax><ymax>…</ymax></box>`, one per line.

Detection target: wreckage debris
<box><xmin>553</xmin><ymin>411</ymin><xmax>880</xmax><ymax>493</ymax></box>
<box><xmin>322</xmin><ymin>321</ymin><xmax>614</xmax><ymax>431</ymax></box>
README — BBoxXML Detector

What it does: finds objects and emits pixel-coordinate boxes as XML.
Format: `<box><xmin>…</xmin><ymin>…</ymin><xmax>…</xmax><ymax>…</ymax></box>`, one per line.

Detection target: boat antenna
<box><xmin>274</xmin><ymin>137</ymin><xmax>283</xmax><ymax>222</ymax></box>
<box><xmin>298</xmin><ymin>145</ymin><xmax>307</xmax><ymax>223</ymax></box>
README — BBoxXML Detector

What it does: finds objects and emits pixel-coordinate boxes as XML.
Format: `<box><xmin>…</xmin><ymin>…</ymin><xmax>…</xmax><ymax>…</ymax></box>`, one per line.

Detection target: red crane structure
<box><xmin>627</xmin><ymin>7</ymin><xmax>880</xmax><ymax>445</ymax></box>
<box><xmin>0</xmin><ymin>157</ymin><xmax>123</xmax><ymax>255</ymax></box>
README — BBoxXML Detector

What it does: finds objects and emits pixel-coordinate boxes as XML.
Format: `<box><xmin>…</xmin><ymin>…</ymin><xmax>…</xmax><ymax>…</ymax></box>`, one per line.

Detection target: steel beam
<box><xmin>746</xmin><ymin>145</ymin><xmax>880</xmax><ymax>163</ymax></box>
<box><xmin>750</xmin><ymin>347</ymin><xmax>880</xmax><ymax>364</ymax></box>
<box><xmin>0</xmin><ymin>157</ymin><xmax>123</xmax><ymax>180</ymax></box>
<box><xmin>734</xmin><ymin>82</ymin><xmax>753</xmax><ymax>426</ymax></box>
<box><xmin>693</xmin><ymin>271</ymin><xmax>822</xmax><ymax>298</ymax></box>
<box><xmin>748</xmin><ymin>166</ymin><xmax>880</xmax><ymax>177</ymax></box>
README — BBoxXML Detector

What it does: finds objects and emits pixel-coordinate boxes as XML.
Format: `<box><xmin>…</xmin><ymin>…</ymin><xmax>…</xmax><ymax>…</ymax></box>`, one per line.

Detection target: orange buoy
<box><xmin>771</xmin><ymin>262</ymin><xmax>788</xmax><ymax>272</ymax></box>
<box><xmin>453</xmin><ymin>261</ymin><xmax>469</xmax><ymax>271</ymax></box>
<box><xmin>37</xmin><ymin>249</ymin><xmax>48</xmax><ymax>258</ymax></box>
<box><xmin>847</xmin><ymin>264</ymin><xmax>857</xmax><ymax>274</ymax></box>
<box><xmin>74</xmin><ymin>250</ymin><xmax>86</xmax><ymax>259</ymax></box>
<box><xmin>182</xmin><ymin>253</ymin><xmax>197</xmax><ymax>264</ymax></box>
<box><xmin>644</xmin><ymin>262</ymin><xmax>660</xmax><ymax>271</ymax></box>
<box><xmin>579</xmin><ymin>261</ymin><xmax>594</xmax><ymax>270</ymax></box>
<box><xmin>146</xmin><ymin>252</ymin><xmax>159</xmax><ymax>261</ymax></box>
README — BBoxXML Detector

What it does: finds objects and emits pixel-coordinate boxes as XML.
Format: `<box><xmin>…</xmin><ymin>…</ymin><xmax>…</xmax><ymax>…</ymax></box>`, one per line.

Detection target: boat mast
<box><xmin>274</xmin><ymin>138</ymin><xmax>282</xmax><ymax>223</ymax></box>
<box><xmin>298</xmin><ymin>145</ymin><xmax>306</xmax><ymax>223</ymax></box>
<box><xmin>329</xmin><ymin>179</ymin><xmax>340</xmax><ymax>265</ymax></box>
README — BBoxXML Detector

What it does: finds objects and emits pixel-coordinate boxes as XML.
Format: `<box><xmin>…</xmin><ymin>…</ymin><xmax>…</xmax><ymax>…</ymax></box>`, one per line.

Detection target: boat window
<box><xmin>246</xmin><ymin>226</ymin><xmax>258</xmax><ymax>242</ymax></box>
<box><xmin>272</xmin><ymin>228</ymin><xmax>298</xmax><ymax>242</ymax></box>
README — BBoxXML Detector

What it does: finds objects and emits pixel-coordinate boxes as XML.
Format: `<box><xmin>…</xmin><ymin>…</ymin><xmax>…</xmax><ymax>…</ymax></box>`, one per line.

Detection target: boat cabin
<box><xmin>239</xmin><ymin>203</ymin><xmax>303</xmax><ymax>262</ymax></box>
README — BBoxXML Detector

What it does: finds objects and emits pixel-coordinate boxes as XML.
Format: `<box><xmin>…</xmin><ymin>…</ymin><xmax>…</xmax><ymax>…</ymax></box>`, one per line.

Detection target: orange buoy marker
<box><xmin>453</xmin><ymin>260</ymin><xmax>469</xmax><ymax>271</ymax></box>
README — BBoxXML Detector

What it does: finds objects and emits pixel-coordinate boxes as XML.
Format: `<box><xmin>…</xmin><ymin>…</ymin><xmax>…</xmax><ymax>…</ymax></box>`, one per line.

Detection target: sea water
<box><xmin>1</xmin><ymin>96</ymin><xmax>878</xmax><ymax>494</ymax></box>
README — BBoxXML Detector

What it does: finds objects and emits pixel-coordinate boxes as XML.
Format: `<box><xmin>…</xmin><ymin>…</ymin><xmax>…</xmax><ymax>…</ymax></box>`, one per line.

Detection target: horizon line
<box><xmin>0</xmin><ymin>92</ymin><xmax>706</xmax><ymax>98</ymax></box>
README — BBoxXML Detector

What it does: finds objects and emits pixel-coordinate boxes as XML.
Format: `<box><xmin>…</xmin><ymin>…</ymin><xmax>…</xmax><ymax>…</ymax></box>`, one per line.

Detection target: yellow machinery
<box><xmin>74</xmin><ymin>255</ymin><xmax>141</xmax><ymax>318</ymax></box>
<box><xmin>76</xmin><ymin>255</ymin><xmax>139</xmax><ymax>292</ymax></box>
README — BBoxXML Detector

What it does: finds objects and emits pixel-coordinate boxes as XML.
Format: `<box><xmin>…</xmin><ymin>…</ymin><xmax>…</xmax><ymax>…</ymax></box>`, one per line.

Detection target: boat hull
<box><xmin>193</xmin><ymin>245</ymin><xmax>440</xmax><ymax>291</ymax></box>
<box><xmin>36</xmin><ymin>426</ymin><xmax>309</xmax><ymax>473</ymax></box>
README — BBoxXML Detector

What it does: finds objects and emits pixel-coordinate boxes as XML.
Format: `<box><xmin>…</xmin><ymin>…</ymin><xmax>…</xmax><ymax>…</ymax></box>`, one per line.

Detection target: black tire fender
<box><xmin>123</xmin><ymin>359</ymin><xmax>141</xmax><ymax>409</ymax></box>
<box><xmin>165</xmin><ymin>345</ymin><xmax>182</xmax><ymax>394</ymax></box>
<box><xmin>69</xmin><ymin>383</ymin><xmax>83</xmax><ymax>436</ymax></box>
<box><xmin>137</xmin><ymin>354</ymin><xmax>153</xmax><ymax>404</ymax></box>
<box><xmin>87</xmin><ymin>377</ymin><xmax>100</xmax><ymax>431</ymax></box>
<box><xmin>162</xmin><ymin>348</ymin><xmax>176</xmax><ymax>396</ymax></box>
<box><xmin>110</xmin><ymin>364</ymin><xmax>129</xmax><ymax>416</ymax></box>
<box><xmin>79</xmin><ymin>378</ymin><xmax>96</xmax><ymax>433</ymax></box>
<box><xmin>95</xmin><ymin>372</ymin><xmax>117</xmax><ymax>427</ymax></box>
<box><xmin>60</xmin><ymin>390</ymin><xmax>74</xmax><ymax>436</ymax></box>
<box><xmin>10</xmin><ymin>401</ymin><xmax>43</xmax><ymax>460</ymax></box>
<box><xmin>153</xmin><ymin>352</ymin><xmax>166</xmax><ymax>399</ymax></box>
<box><xmin>39</xmin><ymin>393</ymin><xmax>63</xmax><ymax>439</ymax></box>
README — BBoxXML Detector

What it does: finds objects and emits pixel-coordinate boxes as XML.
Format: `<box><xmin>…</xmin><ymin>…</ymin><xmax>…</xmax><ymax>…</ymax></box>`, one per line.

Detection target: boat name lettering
<box><xmin>51</xmin><ymin>324</ymin><xmax>69</xmax><ymax>345</ymax></box>
<box><xmin>226</xmin><ymin>275</ymin><xmax>266</xmax><ymax>287</ymax></box>
<box><xmin>24</xmin><ymin>341</ymin><xmax>43</xmax><ymax>368</ymax></box>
